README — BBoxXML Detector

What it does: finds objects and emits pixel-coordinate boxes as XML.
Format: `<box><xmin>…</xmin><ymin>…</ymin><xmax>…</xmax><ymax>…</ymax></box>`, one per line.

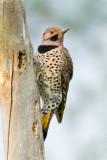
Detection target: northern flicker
<box><xmin>34</xmin><ymin>26</ymin><xmax>73</xmax><ymax>140</ymax></box>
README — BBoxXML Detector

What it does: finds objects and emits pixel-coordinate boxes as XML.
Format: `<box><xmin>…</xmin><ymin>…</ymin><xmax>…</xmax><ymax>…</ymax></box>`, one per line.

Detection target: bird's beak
<box><xmin>59</xmin><ymin>28</ymin><xmax>70</xmax><ymax>35</ymax></box>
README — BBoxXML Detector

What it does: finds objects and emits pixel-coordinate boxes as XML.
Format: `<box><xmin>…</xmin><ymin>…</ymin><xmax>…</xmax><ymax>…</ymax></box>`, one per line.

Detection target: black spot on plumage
<box><xmin>52</xmin><ymin>59</ymin><xmax>55</xmax><ymax>62</ymax></box>
<box><xmin>38</xmin><ymin>45</ymin><xmax>58</xmax><ymax>53</ymax></box>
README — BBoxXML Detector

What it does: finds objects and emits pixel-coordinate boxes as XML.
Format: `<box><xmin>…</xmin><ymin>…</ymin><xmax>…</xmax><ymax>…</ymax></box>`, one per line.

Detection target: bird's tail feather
<box><xmin>41</xmin><ymin>109</ymin><xmax>53</xmax><ymax>140</ymax></box>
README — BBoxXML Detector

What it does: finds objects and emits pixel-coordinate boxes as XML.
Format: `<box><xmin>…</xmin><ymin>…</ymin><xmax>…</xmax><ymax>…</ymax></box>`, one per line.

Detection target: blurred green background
<box><xmin>0</xmin><ymin>0</ymin><xmax>107</xmax><ymax>160</ymax></box>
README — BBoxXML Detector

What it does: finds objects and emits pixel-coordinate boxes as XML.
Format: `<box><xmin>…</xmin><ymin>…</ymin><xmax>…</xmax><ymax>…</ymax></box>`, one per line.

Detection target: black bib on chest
<box><xmin>38</xmin><ymin>45</ymin><xmax>58</xmax><ymax>53</ymax></box>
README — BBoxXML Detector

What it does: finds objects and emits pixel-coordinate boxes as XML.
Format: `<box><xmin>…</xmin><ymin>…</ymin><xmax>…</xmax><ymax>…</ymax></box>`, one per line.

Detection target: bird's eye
<box><xmin>51</xmin><ymin>31</ymin><xmax>54</xmax><ymax>34</ymax></box>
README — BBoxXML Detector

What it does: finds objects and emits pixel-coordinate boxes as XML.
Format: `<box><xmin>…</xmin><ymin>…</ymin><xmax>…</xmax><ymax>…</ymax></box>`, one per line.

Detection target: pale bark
<box><xmin>0</xmin><ymin>0</ymin><xmax>45</xmax><ymax>160</ymax></box>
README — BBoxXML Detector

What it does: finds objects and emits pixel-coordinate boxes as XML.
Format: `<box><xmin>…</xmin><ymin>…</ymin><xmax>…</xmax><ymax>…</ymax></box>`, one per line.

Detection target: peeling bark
<box><xmin>0</xmin><ymin>0</ymin><xmax>45</xmax><ymax>160</ymax></box>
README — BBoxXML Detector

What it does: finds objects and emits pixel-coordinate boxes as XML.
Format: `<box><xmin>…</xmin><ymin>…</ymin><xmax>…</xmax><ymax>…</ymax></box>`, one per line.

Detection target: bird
<box><xmin>34</xmin><ymin>26</ymin><xmax>73</xmax><ymax>140</ymax></box>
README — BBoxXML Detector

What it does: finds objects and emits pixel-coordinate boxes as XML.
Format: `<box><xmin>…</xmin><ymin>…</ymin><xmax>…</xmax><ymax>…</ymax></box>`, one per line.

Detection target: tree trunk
<box><xmin>0</xmin><ymin>0</ymin><xmax>45</xmax><ymax>160</ymax></box>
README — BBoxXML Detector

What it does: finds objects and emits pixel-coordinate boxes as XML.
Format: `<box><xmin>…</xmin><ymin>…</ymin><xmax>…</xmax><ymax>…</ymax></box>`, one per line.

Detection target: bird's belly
<box><xmin>38</xmin><ymin>75</ymin><xmax>62</xmax><ymax>111</ymax></box>
<box><xmin>38</xmin><ymin>73</ymin><xmax>61</xmax><ymax>99</ymax></box>
<box><xmin>35</xmin><ymin>48</ymin><xmax>63</xmax><ymax>110</ymax></box>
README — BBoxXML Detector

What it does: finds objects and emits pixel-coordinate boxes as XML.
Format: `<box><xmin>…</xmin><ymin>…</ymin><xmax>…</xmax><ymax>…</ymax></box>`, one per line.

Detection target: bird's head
<box><xmin>41</xmin><ymin>26</ymin><xmax>69</xmax><ymax>46</ymax></box>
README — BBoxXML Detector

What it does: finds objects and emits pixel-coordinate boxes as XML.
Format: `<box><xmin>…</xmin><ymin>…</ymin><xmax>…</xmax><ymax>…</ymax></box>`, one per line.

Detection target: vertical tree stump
<box><xmin>0</xmin><ymin>0</ymin><xmax>45</xmax><ymax>160</ymax></box>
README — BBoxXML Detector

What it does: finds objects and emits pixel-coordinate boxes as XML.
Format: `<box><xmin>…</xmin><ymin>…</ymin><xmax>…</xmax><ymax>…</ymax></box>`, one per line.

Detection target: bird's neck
<box><xmin>41</xmin><ymin>39</ymin><xmax>64</xmax><ymax>47</ymax></box>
